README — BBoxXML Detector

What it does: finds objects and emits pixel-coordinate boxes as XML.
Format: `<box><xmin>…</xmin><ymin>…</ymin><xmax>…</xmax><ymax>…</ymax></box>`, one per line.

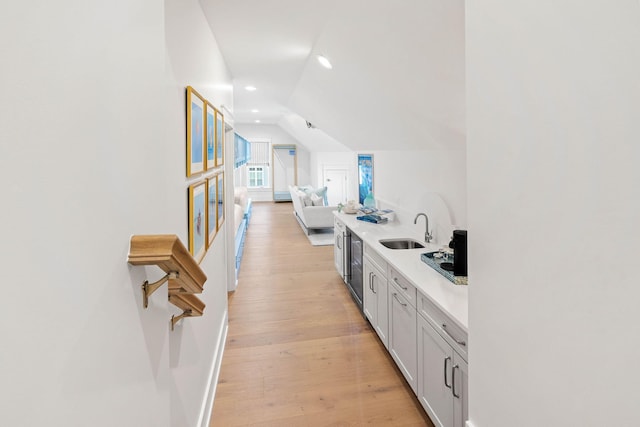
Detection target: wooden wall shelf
<box><xmin>169</xmin><ymin>293</ymin><xmax>206</xmax><ymax>330</ymax></box>
<box><xmin>128</xmin><ymin>234</ymin><xmax>207</xmax><ymax>329</ymax></box>
<box><xmin>169</xmin><ymin>293</ymin><xmax>206</xmax><ymax>316</ymax></box>
<box><xmin>128</xmin><ymin>234</ymin><xmax>207</xmax><ymax>294</ymax></box>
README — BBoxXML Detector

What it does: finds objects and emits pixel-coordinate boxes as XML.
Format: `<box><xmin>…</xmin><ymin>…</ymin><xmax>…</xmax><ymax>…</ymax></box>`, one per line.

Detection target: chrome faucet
<box><xmin>414</xmin><ymin>213</ymin><xmax>433</xmax><ymax>243</ymax></box>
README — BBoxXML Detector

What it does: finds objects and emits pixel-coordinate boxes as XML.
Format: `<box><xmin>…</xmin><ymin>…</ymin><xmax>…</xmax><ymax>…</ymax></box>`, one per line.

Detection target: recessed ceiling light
<box><xmin>317</xmin><ymin>55</ymin><xmax>333</xmax><ymax>69</ymax></box>
<box><xmin>255</xmin><ymin>119</ymin><xmax>261</xmax><ymax>123</ymax></box>
<box><xmin>245</xmin><ymin>85</ymin><xmax>257</xmax><ymax>91</ymax></box>
<box><xmin>251</xmin><ymin>109</ymin><xmax>259</xmax><ymax>113</ymax></box>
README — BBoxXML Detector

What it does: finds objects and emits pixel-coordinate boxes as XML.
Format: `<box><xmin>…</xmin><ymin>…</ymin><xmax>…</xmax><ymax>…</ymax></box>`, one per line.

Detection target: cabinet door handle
<box><xmin>371</xmin><ymin>273</ymin><xmax>376</xmax><ymax>294</ymax></box>
<box><xmin>392</xmin><ymin>293</ymin><xmax>407</xmax><ymax>307</ymax></box>
<box><xmin>452</xmin><ymin>364</ymin><xmax>460</xmax><ymax>398</ymax></box>
<box><xmin>336</xmin><ymin>235</ymin><xmax>341</xmax><ymax>249</ymax></box>
<box><xmin>442</xmin><ymin>323</ymin><xmax>466</xmax><ymax>346</ymax></box>
<box><xmin>393</xmin><ymin>277</ymin><xmax>408</xmax><ymax>290</ymax></box>
<box><xmin>444</xmin><ymin>356</ymin><xmax>452</xmax><ymax>389</ymax></box>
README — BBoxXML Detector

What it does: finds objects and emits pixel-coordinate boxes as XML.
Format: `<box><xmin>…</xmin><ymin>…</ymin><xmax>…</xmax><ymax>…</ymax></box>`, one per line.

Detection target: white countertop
<box><xmin>334</xmin><ymin>211</ymin><xmax>468</xmax><ymax>332</ymax></box>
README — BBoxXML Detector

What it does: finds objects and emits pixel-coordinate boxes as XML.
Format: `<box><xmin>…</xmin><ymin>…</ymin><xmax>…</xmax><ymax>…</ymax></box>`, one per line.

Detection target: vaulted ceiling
<box><xmin>200</xmin><ymin>0</ymin><xmax>465</xmax><ymax>152</ymax></box>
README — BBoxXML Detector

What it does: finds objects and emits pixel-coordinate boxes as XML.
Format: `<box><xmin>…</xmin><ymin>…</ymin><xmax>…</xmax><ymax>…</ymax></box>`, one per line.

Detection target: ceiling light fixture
<box><xmin>255</xmin><ymin>119</ymin><xmax>261</xmax><ymax>123</ymax></box>
<box><xmin>245</xmin><ymin>85</ymin><xmax>257</xmax><ymax>91</ymax></box>
<box><xmin>317</xmin><ymin>55</ymin><xmax>333</xmax><ymax>69</ymax></box>
<box><xmin>251</xmin><ymin>109</ymin><xmax>259</xmax><ymax>113</ymax></box>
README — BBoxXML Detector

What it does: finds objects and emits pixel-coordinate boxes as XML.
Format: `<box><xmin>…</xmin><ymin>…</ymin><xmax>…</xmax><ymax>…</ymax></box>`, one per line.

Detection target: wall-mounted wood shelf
<box><xmin>128</xmin><ymin>234</ymin><xmax>207</xmax><ymax>329</ymax></box>
<box><xmin>128</xmin><ymin>234</ymin><xmax>207</xmax><ymax>294</ymax></box>
<box><xmin>169</xmin><ymin>293</ymin><xmax>206</xmax><ymax>316</ymax></box>
<box><xmin>169</xmin><ymin>293</ymin><xmax>206</xmax><ymax>330</ymax></box>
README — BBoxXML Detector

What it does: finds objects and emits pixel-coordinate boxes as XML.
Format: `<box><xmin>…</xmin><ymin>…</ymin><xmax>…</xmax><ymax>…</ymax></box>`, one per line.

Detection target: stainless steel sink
<box><xmin>379</xmin><ymin>238</ymin><xmax>425</xmax><ymax>250</ymax></box>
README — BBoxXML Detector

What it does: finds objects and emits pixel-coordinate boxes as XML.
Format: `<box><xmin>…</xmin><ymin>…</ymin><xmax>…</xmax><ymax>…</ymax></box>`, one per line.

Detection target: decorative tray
<box><xmin>421</xmin><ymin>252</ymin><xmax>468</xmax><ymax>286</ymax></box>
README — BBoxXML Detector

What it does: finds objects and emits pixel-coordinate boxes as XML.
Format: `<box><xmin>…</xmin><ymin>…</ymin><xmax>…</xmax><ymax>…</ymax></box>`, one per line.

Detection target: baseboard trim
<box><xmin>197</xmin><ymin>310</ymin><xmax>229</xmax><ymax>427</ymax></box>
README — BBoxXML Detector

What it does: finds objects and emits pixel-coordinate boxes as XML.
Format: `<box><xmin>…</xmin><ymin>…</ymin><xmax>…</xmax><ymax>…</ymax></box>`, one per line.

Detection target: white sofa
<box><xmin>289</xmin><ymin>185</ymin><xmax>337</xmax><ymax>235</ymax></box>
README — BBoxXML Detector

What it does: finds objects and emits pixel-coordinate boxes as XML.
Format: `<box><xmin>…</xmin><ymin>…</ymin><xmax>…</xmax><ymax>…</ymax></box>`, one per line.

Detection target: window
<box><xmin>246</xmin><ymin>140</ymin><xmax>270</xmax><ymax>188</ymax></box>
<box><xmin>248</xmin><ymin>166</ymin><xmax>267</xmax><ymax>188</ymax></box>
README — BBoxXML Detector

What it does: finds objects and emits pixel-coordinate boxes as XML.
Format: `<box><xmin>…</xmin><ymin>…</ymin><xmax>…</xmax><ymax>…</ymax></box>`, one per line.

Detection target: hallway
<box><xmin>209</xmin><ymin>202</ymin><xmax>432</xmax><ymax>426</ymax></box>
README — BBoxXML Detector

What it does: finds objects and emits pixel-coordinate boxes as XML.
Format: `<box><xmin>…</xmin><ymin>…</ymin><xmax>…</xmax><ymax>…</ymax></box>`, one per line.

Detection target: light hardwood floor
<box><xmin>209</xmin><ymin>202</ymin><xmax>434</xmax><ymax>426</ymax></box>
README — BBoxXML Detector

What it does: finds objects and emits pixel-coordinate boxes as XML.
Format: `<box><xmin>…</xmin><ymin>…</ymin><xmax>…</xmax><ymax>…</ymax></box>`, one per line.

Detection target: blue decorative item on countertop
<box><xmin>363</xmin><ymin>192</ymin><xmax>376</xmax><ymax>208</ymax></box>
<box><xmin>356</xmin><ymin>214</ymin><xmax>388</xmax><ymax>224</ymax></box>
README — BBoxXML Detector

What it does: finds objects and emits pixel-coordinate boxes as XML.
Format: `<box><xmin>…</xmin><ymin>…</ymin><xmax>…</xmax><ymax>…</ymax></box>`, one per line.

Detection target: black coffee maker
<box><xmin>449</xmin><ymin>230</ymin><xmax>468</xmax><ymax>276</ymax></box>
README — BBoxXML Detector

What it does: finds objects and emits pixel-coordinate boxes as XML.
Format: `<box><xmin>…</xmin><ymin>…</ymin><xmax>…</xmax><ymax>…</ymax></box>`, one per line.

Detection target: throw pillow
<box><xmin>310</xmin><ymin>193</ymin><xmax>324</xmax><ymax>206</ymax></box>
<box><xmin>297</xmin><ymin>191</ymin><xmax>312</xmax><ymax>207</ymax></box>
<box><xmin>300</xmin><ymin>186</ymin><xmax>329</xmax><ymax>206</ymax></box>
<box><xmin>312</xmin><ymin>186</ymin><xmax>328</xmax><ymax>205</ymax></box>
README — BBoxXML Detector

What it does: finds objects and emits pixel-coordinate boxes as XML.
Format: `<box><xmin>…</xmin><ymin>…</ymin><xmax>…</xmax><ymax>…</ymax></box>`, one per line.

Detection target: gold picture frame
<box><xmin>216</xmin><ymin>172</ymin><xmax>225</xmax><ymax>230</ymax></box>
<box><xmin>186</xmin><ymin>86</ymin><xmax>206</xmax><ymax>176</ymax></box>
<box><xmin>188</xmin><ymin>181</ymin><xmax>207</xmax><ymax>263</ymax></box>
<box><xmin>205</xmin><ymin>101</ymin><xmax>216</xmax><ymax>171</ymax></box>
<box><xmin>215</xmin><ymin>109</ymin><xmax>224</xmax><ymax>167</ymax></box>
<box><xmin>206</xmin><ymin>175</ymin><xmax>218</xmax><ymax>248</ymax></box>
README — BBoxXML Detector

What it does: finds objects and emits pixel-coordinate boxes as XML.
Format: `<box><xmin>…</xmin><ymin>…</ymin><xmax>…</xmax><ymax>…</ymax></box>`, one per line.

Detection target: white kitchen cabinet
<box><xmin>388</xmin><ymin>279</ymin><xmax>418</xmax><ymax>393</ymax></box>
<box><xmin>453</xmin><ymin>355</ymin><xmax>468</xmax><ymax>427</ymax></box>
<box><xmin>334</xmin><ymin>217</ymin><xmax>346</xmax><ymax>280</ymax></box>
<box><xmin>363</xmin><ymin>254</ymin><xmax>389</xmax><ymax>349</ymax></box>
<box><xmin>418</xmin><ymin>313</ymin><xmax>468</xmax><ymax>427</ymax></box>
<box><xmin>389</xmin><ymin>266</ymin><xmax>417</xmax><ymax>308</ymax></box>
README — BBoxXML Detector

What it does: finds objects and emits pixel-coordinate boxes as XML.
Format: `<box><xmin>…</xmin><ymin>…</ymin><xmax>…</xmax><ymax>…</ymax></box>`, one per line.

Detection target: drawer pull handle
<box><xmin>452</xmin><ymin>364</ymin><xmax>460</xmax><ymax>398</ymax></box>
<box><xmin>444</xmin><ymin>356</ymin><xmax>451</xmax><ymax>389</ymax></box>
<box><xmin>393</xmin><ymin>277</ymin><xmax>408</xmax><ymax>290</ymax></box>
<box><xmin>392</xmin><ymin>293</ymin><xmax>407</xmax><ymax>307</ymax></box>
<box><xmin>442</xmin><ymin>324</ymin><xmax>467</xmax><ymax>346</ymax></box>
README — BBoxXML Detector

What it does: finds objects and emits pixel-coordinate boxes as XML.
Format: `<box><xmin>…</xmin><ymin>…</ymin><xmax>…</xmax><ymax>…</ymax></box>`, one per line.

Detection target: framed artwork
<box><xmin>206</xmin><ymin>176</ymin><xmax>218</xmax><ymax>248</ymax></box>
<box><xmin>186</xmin><ymin>86</ymin><xmax>205</xmax><ymax>176</ymax></box>
<box><xmin>216</xmin><ymin>172</ymin><xmax>225</xmax><ymax>230</ymax></box>
<box><xmin>188</xmin><ymin>181</ymin><xmax>207</xmax><ymax>263</ymax></box>
<box><xmin>358</xmin><ymin>154</ymin><xmax>374</xmax><ymax>205</ymax></box>
<box><xmin>205</xmin><ymin>101</ymin><xmax>216</xmax><ymax>171</ymax></box>
<box><xmin>215</xmin><ymin>109</ymin><xmax>224</xmax><ymax>167</ymax></box>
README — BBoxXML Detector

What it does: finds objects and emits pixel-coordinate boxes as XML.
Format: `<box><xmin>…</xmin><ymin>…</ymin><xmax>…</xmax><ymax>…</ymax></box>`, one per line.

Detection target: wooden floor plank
<box><xmin>210</xmin><ymin>202</ymin><xmax>433</xmax><ymax>426</ymax></box>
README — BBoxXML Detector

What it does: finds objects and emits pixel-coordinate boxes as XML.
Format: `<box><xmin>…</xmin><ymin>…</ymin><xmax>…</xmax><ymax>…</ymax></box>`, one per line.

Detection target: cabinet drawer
<box><xmin>364</xmin><ymin>244</ymin><xmax>387</xmax><ymax>276</ymax></box>
<box><xmin>334</xmin><ymin>217</ymin><xmax>345</xmax><ymax>231</ymax></box>
<box><xmin>389</xmin><ymin>267</ymin><xmax>417</xmax><ymax>308</ymax></box>
<box><xmin>419</xmin><ymin>294</ymin><xmax>468</xmax><ymax>361</ymax></box>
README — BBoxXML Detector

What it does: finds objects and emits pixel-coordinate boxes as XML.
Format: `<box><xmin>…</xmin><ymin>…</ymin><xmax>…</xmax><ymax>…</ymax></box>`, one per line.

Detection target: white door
<box><xmin>323</xmin><ymin>168</ymin><xmax>348</xmax><ymax>206</ymax></box>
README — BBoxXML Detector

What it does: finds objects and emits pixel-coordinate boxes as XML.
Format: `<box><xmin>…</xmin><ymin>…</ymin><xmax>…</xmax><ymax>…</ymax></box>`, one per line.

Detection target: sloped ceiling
<box><xmin>200</xmin><ymin>0</ymin><xmax>465</xmax><ymax>152</ymax></box>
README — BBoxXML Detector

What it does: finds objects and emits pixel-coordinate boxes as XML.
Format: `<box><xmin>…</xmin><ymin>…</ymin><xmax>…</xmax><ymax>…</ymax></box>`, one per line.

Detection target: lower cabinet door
<box><xmin>334</xmin><ymin>231</ymin><xmax>344</xmax><ymax>278</ymax></box>
<box><xmin>363</xmin><ymin>260</ymin><xmax>376</xmax><ymax>324</ymax></box>
<box><xmin>374</xmin><ymin>272</ymin><xmax>388</xmax><ymax>349</ymax></box>
<box><xmin>389</xmin><ymin>284</ymin><xmax>417</xmax><ymax>393</ymax></box>
<box><xmin>452</xmin><ymin>353</ymin><xmax>468</xmax><ymax>427</ymax></box>
<box><xmin>418</xmin><ymin>315</ymin><xmax>454</xmax><ymax>427</ymax></box>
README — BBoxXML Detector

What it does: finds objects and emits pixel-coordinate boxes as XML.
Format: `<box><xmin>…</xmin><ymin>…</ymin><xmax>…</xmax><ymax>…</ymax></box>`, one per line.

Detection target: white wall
<box><xmin>165</xmin><ymin>0</ymin><xmax>233</xmax><ymax>425</ymax></box>
<box><xmin>372</xmin><ymin>149</ymin><xmax>467</xmax><ymax>245</ymax></box>
<box><xmin>0</xmin><ymin>1</ymin><xmax>232</xmax><ymax>426</ymax></box>
<box><xmin>0</xmin><ymin>1</ymin><xmax>169</xmax><ymax>425</ymax></box>
<box><xmin>466</xmin><ymin>2</ymin><xmax>640</xmax><ymax>427</ymax></box>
